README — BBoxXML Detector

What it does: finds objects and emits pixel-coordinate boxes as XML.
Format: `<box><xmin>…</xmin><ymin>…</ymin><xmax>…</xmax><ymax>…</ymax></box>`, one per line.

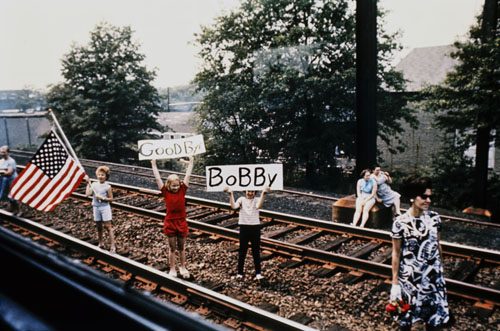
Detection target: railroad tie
<box><xmin>278</xmin><ymin>257</ymin><xmax>304</xmax><ymax>269</ymax></box>
<box><xmin>289</xmin><ymin>312</ymin><xmax>313</xmax><ymax>325</ymax></box>
<box><xmin>470</xmin><ymin>301</ymin><xmax>495</xmax><ymax>318</ymax></box>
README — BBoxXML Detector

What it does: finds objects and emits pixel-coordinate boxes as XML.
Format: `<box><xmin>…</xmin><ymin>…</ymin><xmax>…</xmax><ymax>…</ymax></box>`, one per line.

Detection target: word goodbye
<box><xmin>206</xmin><ymin>164</ymin><xmax>283</xmax><ymax>192</ymax></box>
<box><xmin>138</xmin><ymin>135</ymin><xmax>206</xmax><ymax>160</ymax></box>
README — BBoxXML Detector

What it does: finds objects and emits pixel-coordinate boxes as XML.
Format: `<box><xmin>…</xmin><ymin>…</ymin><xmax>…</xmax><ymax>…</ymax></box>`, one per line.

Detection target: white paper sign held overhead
<box><xmin>138</xmin><ymin>135</ymin><xmax>206</xmax><ymax>160</ymax></box>
<box><xmin>206</xmin><ymin>164</ymin><xmax>283</xmax><ymax>192</ymax></box>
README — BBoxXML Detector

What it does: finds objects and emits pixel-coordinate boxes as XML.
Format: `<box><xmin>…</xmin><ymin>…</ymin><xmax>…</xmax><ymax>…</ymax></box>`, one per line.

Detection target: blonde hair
<box><xmin>165</xmin><ymin>174</ymin><xmax>180</xmax><ymax>191</ymax></box>
<box><xmin>96</xmin><ymin>166</ymin><xmax>110</xmax><ymax>180</ymax></box>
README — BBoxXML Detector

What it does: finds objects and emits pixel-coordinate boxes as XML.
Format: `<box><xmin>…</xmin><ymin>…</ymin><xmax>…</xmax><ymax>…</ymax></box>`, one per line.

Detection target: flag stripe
<box><xmin>10</xmin><ymin>163</ymin><xmax>37</xmax><ymax>197</ymax></box>
<box><xmin>45</xmin><ymin>172</ymin><xmax>84</xmax><ymax>211</ymax></box>
<box><xmin>16</xmin><ymin>170</ymin><xmax>46</xmax><ymax>202</ymax></box>
<box><xmin>33</xmin><ymin>160</ymin><xmax>76</xmax><ymax>210</ymax></box>
<box><xmin>38</xmin><ymin>160</ymin><xmax>82</xmax><ymax>210</ymax></box>
<box><xmin>11</xmin><ymin>130</ymin><xmax>87</xmax><ymax>212</ymax></box>
<box><xmin>25</xmin><ymin>173</ymin><xmax>51</xmax><ymax>205</ymax></box>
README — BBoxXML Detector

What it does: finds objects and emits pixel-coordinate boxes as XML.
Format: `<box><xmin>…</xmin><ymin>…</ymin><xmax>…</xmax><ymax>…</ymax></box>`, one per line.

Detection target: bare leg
<box><xmin>167</xmin><ymin>236</ymin><xmax>177</xmax><ymax>273</ymax></box>
<box><xmin>351</xmin><ymin>198</ymin><xmax>363</xmax><ymax>226</ymax></box>
<box><xmin>96</xmin><ymin>222</ymin><xmax>104</xmax><ymax>247</ymax></box>
<box><xmin>360</xmin><ymin>198</ymin><xmax>376</xmax><ymax>227</ymax></box>
<box><xmin>105</xmin><ymin>222</ymin><xmax>116</xmax><ymax>252</ymax></box>
<box><xmin>178</xmin><ymin>236</ymin><xmax>187</xmax><ymax>268</ymax></box>
<box><xmin>394</xmin><ymin>197</ymin><xmax>401</xmax><ymax>215</ymax></box>
<box><xmin>177</xmin><ymin>236</ymin><xmax>190</xmax><ymax>277</ymax></box>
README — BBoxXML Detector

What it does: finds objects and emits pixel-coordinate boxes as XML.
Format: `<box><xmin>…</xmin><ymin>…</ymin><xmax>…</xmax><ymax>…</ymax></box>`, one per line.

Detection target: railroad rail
<box><xmin>87</xmin><ymin>184</ymin><xmax>500</xmax><ymax>304</ymax></box>
<box><xmin>76</xmin><ymin>180</ymin><xmax>500</xmax><ymax>265</ymax></box>
<box><xmin>0</xmin><ymin>221</ymin><xmax>223</xmax><ymax>331</ymax></box>
<box><xmin>1</xmin><ymin>178</ymin><xmax>499</xmax><ymax>329</ymax></box>
<box><xmin>0</xmin><ymin>209</ymin><xmax>314</xmax><ymax>331</ymax></box>
<box><xmin>11</xmin><ymin>149</ymin><xmax>498</xmax><ymax>229</ymax></box>
<box><xmin>9</xmin><ymin>176</ymin><xmax>497</xmax><ymax>306</ymax></box>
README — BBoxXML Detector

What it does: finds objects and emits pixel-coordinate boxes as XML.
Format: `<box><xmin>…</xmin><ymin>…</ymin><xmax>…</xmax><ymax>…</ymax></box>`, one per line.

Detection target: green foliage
<box><xmin>424</xmin><ymin>17</ymin><xmax>499</xmax><ymax>141</ymax></box>
<box><xmin>429</xmin><ymin>134</ymin><xmax>475</xmax><ymax>208</ymax></box>
<box><xmin>158</xmin><ymin>85</ymin><xmax>204</xmax><ymax>104</ymax></box>
<box><xmin>423</xmin><ymin>13</ymin><xmax>499</xmax><ymax>212</ymax></box>
<box><xmin>15</xmin><ymin>88</ymin><xmax>46</xmax><ymax>111</ymax></box>
<box><xmin>46</xmin><ymin>23</ymin><xmax>163</xmax><ymax>162</ymax></box>
<box><xmin>194</xmin><ymin>0</ymin><xmax>411</xmax><ymax>188</ymax></box>
<box><xmin>158</xmin><ymin>84</ymin><xmax>204</xmax><ymax>112</ymax></box>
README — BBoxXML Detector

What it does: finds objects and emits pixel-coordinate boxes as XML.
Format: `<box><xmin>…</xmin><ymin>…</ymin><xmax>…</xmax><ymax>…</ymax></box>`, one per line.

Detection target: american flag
<box><xmin>10</xmin><ymin>130</ymin><xmax>86</xmax><ymax>212</ymax></box>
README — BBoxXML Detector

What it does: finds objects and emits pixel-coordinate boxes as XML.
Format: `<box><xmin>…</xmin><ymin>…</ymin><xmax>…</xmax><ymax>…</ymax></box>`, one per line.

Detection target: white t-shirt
<box><xmin>91</xmin><ymin>182</ymin><xmax>111</xmax><ymax>207</ymax></box>
<box><xmin>235</xmin><ymin>197</ymin><xmax>260</xmax><ymax>225</ymax></box>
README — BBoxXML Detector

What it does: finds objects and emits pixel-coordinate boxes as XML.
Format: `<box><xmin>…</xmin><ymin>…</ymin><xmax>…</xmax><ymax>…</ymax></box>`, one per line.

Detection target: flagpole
<box><xmin>48</xmin><ymin>109</ymin><xmax>95</xmax><ymax>197</ymax></box>
<box><xmin>47</xmin><ymin>109</ymin><xmax>83</xmax><ymax>167</ymax></box>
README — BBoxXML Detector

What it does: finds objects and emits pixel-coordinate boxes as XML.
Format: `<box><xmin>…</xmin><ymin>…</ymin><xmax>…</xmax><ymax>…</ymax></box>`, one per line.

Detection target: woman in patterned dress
<box><xmin>390</xmin><ymin>176</ymin><xmax>450</xmax><ymax>330</ymax></box>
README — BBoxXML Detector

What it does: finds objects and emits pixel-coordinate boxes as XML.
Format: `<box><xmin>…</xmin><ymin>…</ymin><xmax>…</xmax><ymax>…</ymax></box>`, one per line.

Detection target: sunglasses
<box><xmin>419</xmin><ymin>194</ymin><xmax>432</xmax><ymax>200</ymax></box>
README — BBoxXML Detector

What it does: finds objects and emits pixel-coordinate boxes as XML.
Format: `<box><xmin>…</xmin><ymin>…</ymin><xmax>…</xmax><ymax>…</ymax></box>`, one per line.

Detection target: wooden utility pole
<box><xmin>355</xmin><ymin>0</ymin><xmax>377</xmax><ymax>173</ymax></box>
<box><xmin>473</xmin><ymin>0</ymin><xmax>497</xmax><ymax>208</ymax></box>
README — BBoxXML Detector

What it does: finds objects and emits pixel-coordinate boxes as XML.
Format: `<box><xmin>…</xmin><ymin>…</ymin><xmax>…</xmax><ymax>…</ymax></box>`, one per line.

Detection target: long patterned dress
<box><xmin>391</xmin><ymin>211</ymin><xmax>450</xmax><ymax>327</ymax></box>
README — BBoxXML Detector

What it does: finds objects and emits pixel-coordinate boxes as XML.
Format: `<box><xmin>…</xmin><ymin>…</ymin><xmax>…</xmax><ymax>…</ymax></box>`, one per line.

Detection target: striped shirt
<box><xmin>235</xmin><ymin>197</ymin><xmax>260</xmax><ymax>225</ymax></box>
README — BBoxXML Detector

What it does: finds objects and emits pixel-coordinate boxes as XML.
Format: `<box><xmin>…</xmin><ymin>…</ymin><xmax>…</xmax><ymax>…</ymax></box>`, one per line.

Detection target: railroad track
<box><xmin>0</xmin><ymin>209</ymin><xmax>313</xmax><ymax>331</ymax></box>
<box><xmin>11</xmin><ymin>149</ymin><xmax>499</xmax><ymax>230</ymax></box>
<box><xmin>77</xmin><ymin>182</ymin><xmax>500</xmax><ymax>304</ymax></box>
<box><xmin>6</xmin><ymin>177</ymin><xmax>500</xmax><ymax>306</ymax></box>
<box><xmin>1</xmin><ymin>178</ymin><xmax>499</xmax><ymax>329</ymax></box>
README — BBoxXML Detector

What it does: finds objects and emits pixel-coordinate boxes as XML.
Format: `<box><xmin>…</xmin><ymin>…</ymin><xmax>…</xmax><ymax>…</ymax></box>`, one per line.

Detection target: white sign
<box><xmin>206</xmin><ymin>164</ymin><xmax>283</xmax><ymax>192</ymax></box>
<box><xmin>138</xmin><ymin>135</ymin><xmax>206</xmax><ymax>160</ymax></box>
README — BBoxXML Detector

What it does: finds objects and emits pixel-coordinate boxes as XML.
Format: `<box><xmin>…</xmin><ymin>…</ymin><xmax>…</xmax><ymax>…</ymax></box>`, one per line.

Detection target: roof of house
<box><xmin>395</xmin><ymin>45</ymin><xmax>459</xmax><ymax>92</ymax></box>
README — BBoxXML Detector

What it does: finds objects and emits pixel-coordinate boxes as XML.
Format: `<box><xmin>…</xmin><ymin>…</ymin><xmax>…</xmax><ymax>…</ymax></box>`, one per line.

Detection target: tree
<box><xmin>194</xmin><ymin>0</ymin><xmax>412</xmax><ymax>188</ymax></box>
<box><xmin>47</xmin><ymin>23</ymin><xmax>163</xmax><ymax>162</ymax></box>
<box><xmin>425</xmin><ymin>2</ymin><xmax>499</xmax><ymax>209</ymax></box>
<box><xmin>16</xmin><ymin>87</ymin><xmax>46</xmax><ymax>111</ymax></box>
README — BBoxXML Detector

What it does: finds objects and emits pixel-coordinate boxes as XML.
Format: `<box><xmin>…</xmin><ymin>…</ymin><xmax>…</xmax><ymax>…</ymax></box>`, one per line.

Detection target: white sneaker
<box><xmin>255</xmin><ymin>274</ymin><xmax>264</xmax><ymax>280</ymax></box>
<box><xmin>168</xmin><ymin>269</ymin><xmax>177</xmax><ymax>277</ymax></box>
<box><xmin>179</xmin><ymin>267</ymin><xmax>190</xmax><ymax>278</ymax></box>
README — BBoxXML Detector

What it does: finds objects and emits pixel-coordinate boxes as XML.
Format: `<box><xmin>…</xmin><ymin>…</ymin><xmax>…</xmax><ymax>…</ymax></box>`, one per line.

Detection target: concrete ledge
<box><xmin>332</xmin><ymin>195</ymin><xmax>393</xmax><ymax>230</ymax></box>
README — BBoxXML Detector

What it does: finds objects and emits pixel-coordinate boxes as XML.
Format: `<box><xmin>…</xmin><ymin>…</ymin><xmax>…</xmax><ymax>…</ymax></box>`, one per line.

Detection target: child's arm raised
<box><xmin>257</xmin><ymin>186</ymin><xmax>271</xmax><ymax>209</ymax></box>
<box><xmin>151</xmin><ymin>160</ymin><xmax>164</xmax><ymax>190</ymax></box>
<box><xmin>224</xmin><ymin>187</ymin><xmax>237</xmax><ymax>209</ymax></box>
<box><xmin>84</xmin><ymin>175</ymin><xmax>92</xmax><ymax>197</ymax></box>
<box><xmin>180</xmin><ymin>156</ymin><xmax>194</xmax><ymax>187</ymax></box>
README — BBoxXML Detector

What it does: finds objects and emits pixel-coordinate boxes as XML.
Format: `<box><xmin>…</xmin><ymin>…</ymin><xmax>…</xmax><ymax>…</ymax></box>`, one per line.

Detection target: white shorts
<box><xmin>93</xmin><ymin>205</ymin><xmax>112</xmax><ymax>222</ymax></box>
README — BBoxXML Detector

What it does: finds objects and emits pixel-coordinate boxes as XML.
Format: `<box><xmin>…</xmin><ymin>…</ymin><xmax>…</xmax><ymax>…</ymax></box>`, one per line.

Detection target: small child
<box><xmin>225</xmin><ymin>186</ymin><xmax>270</xmax><ymax>280</ymax></box>
<box><xmin>85</xmin><ymin>166</ymin><xmax>116</xmax><ymax>253</ymax></box>
<box><xmin>151</xmin><ymin>157</ymin><xmax>194</xmax><ymax>278</ymax></box>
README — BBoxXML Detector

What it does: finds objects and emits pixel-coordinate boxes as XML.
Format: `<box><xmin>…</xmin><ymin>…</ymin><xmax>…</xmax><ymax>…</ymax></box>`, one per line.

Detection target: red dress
<box><xmin>161</xmin><ymin>182</ymin><xmax>188</xmax><ymax>237</ymax></box>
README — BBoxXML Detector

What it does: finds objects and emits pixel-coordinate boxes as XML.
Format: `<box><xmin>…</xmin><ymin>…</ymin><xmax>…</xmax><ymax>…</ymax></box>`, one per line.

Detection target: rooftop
<box><xmin>395</xmin><ymin>45</ymin><xmax>459</xmax><ymax>92</ymax></box>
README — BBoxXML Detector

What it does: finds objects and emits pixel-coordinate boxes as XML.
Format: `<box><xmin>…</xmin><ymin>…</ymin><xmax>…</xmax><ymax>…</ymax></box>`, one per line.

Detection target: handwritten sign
<box><xmin>138</xmin><ymin>135</ymin><xmax>206</xmax><ymax>160</ymax></box>
<box><xmin>206</xmin><ymin>164</ymin><xmax>283</xmax><ymax>192</ymax></box>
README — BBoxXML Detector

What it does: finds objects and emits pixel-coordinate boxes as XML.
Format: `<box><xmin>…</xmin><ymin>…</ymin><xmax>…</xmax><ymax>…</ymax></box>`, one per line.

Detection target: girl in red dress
<box><xmin>151</xmin><ymin>156</ymin><xmax>193</xmax><ymax>278</ymax></box>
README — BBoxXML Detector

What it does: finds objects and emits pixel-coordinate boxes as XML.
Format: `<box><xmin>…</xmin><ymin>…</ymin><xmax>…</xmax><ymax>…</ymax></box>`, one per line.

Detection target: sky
<box><xmin>0</xmin><ymin>0</ymin><xmax>485</xmax><ymax>91</ymax></box>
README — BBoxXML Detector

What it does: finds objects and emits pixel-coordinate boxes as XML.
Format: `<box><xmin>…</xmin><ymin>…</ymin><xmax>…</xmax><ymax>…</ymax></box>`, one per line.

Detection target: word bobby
<box><xmin>138</xmin><ymin>135</ymin><xmax>206</xmax><ymax>160</ymax></box>
<box><xmin>206</xmin><ymin>164</ymin><xmax>283</xmax><ymax>192</ymax></box>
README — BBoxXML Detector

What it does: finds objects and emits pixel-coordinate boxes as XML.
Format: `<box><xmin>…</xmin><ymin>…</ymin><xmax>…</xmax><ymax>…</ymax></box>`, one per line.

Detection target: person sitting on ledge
<box><xmin>372</xmin><ymin>166</ymin><xmax>402</xmax><ymax>216</ymax></box>
<box><xmin>351</xmin><ymin>169</ymin><xmax>377</xmax><ymax>227</ymax></box>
